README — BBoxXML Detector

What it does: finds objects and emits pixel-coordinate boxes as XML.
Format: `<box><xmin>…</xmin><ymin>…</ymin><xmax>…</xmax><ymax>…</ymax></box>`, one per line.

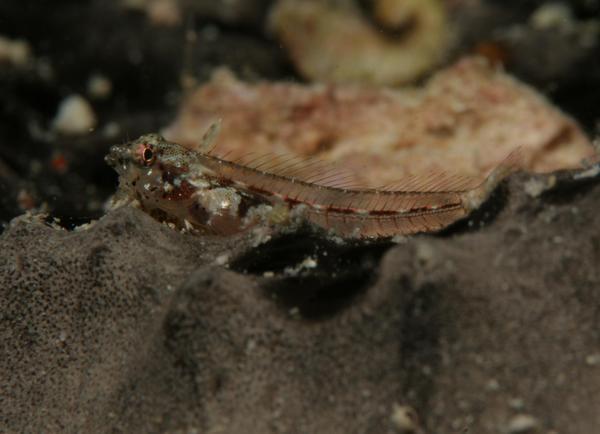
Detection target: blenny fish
<box><xmin>105</xmin><ymin>126</ymin><xmax>516</xmax><ymax>239</ymax></box>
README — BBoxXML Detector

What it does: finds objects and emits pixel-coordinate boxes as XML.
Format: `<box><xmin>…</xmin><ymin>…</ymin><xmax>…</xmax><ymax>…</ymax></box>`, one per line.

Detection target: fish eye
<box><xmin>142</xmin><ymin>145</ymin><xmax>155</xmax><ymax>165</ymax></box>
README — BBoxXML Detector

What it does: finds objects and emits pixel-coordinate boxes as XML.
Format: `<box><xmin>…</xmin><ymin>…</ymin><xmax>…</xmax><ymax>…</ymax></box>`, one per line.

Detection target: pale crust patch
<box><xmin>163</xmin><ymin>58</ymin><xmax>594</xmax><ymax>188</ymax></box>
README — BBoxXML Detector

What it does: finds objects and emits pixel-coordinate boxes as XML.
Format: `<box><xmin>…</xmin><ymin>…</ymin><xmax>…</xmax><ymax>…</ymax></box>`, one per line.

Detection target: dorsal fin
<box><xmin>378</xmin><ymin>171</ymin><xmax>482</xmax><ymax>193</ymax></box>
<box><xmin>198</xmin><ymin>120</ymin><xmax>222</xmax><ymax>154</ymax></box>
<box><xmin>220</xmin><ymin>150</ymin><xmax>364</xmax><ymax>189</ymax></box>
<box><xmin>379</xmin><ymin>147</ymin><xmax>523</xmax><ymax>193</ymax></box>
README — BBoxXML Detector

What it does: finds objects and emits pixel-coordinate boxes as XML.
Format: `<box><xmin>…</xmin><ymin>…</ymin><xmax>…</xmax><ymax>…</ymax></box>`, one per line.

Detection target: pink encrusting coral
<box><xmin>163</xmin><ymin>57</ymin><xmax>594</xmax><ymax>188</ymax></box>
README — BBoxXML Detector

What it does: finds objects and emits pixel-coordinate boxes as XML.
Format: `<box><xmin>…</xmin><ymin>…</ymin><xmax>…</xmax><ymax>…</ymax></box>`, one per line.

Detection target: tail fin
<box><xmin>460</xmin><ymin>147</ymin><xmax>521</xmax><ymax>212</ymax></box>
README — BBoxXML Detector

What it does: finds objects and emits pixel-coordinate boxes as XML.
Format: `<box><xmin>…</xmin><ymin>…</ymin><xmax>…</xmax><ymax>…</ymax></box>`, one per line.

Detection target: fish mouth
<box><xmin>105</xmin><ymin>145</ymin><xmax>131</xmax><ymax>174</ymax></box>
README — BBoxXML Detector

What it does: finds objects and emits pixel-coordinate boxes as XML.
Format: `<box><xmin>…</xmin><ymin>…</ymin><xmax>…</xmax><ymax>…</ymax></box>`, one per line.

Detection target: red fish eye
<box><xmin>142</xmin><ymin>146</ymin><xmax>155</xmax><ymax>165</ymax></box>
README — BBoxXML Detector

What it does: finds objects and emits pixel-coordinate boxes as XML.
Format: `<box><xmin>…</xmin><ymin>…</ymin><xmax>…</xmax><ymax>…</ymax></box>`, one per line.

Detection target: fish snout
<box><xmin>105</xmin><ymin>145</ymin><xmax>131</xmax><ymax>171</ymax></box>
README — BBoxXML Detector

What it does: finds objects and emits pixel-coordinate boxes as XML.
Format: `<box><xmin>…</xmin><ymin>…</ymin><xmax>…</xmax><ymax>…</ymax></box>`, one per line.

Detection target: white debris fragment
<box><xmin>390</xmin><ymin>404</ymin><xmax>420</xmax><ymax>433</ymax></box>
<box><xmin>198</xmin><ymin>187</ymin><xmax>241</xmax><ymax>217</ymax></box>
<box><xmin>508</xmin><ymin>397</ymin><xmax>525</xmax><ymax>411</ymax></box>
<box><xmin>214</xmin><ymin>253</ymin><xmax>229</xmax><ymax>266</ymax></box>
<box><xmin>301</xmin><ymin>257</ymin><xmax>317</xmax><ymax>269</ymax></box>
<box><xmin>73</xmin><ymin>220</ymin><xmax>97</xmax><ymax>231</ymax></box>
<box><xmin>52</xmin><ymin>94</ymin><xmax>97</xmax><ymax>135</ymax></box>
<box><xmin>530</xmin><ymin>2</ymin><xmax>573</xmax><ymax>30</ymax></box>
<box><xmin>391</xmin><ymin>235</ymin><xmax>409</xmax><ymax>244</ymax></box>
<box><xmin>415</xmin><ymin>241</ymin><xmax>436</xmax><ymax>268</ymax></box>
<box><xmin>183</xmin><ymin>219</ymin><xmax>194</xmax><ymax>231</ymax></box>
<box><xmin>507</xmin><ymin>414</ymin><xmax>541</xmax><ymax>434</ymax></box>
<box><xmin>289</xmin><ymin>307</ymin><xmax>300</xmax><ymax>317</ymax></box>
<box><xmin>147</xmin><ymin>0</ymin><xmax>181</xmax><ymax>26</ymax></box>
<box><xmin>0</xmin><ymin>35</ymin><xmax>32</xmax><ymax>67</ymax></box>
<box><xmin>485</xmin><ymin>378</ymin><xmax>500</xmax><ymax>392</ymax></box>
<box><xmin>87</xmin><ymin>74</ymin><xmax>113</xmax><ymax>99</ymax></box>
<box><xmin>573</xmin><ymin>164</ymin><xmax>600</xmax><ymax>180</ymax></box>
<box><xmin>523</xmin><ymin>176</ymin><xmax>556</xmax><ymax>198</ymax></box>
<box><xmin>585</xmin><ymin>353</ymin><xmax>600</xmax><ymax>366</ymax></box>
<box><xmin>283</xmin><ymin>256</ymin><xmax>318</xmax><ymax>276</ymax></box>
<box><xmin>250</xmin><ymin>226</ymin><xmax>272</xmax><ymax>247</ymax></box>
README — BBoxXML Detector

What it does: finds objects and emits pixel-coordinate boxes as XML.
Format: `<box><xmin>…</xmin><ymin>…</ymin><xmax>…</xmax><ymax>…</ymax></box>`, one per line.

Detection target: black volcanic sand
<box><xmin>2</xmin><ymin>173</ymin><xmax>600</xmax><ymax>433</ymax></box>
<box><xmin>2</xmin><ymin>1</ymin><xmax>600</xmax><ymax>434</ymax></box>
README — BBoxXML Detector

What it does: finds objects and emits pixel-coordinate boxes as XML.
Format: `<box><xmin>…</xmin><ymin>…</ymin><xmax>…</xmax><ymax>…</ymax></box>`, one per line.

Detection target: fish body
<box><xmin>105</xmin><ymin>133</ymin><xmax>514</xmax><ymax>239</ymax></box>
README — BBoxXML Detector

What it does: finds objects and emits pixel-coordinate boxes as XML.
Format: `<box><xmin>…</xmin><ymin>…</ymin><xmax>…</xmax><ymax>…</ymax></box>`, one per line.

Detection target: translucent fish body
<box><xmin>106</xmin><ymin>134</ymin><xmax>515</xmax><ymax>239</ymax></box>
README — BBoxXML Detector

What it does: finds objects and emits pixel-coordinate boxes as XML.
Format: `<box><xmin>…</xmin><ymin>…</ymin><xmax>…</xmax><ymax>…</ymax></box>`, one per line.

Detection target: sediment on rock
<box><xmin>2</xmin><ymin>171</ymin><xmax>599</xmax><ymax>433</ymax></box>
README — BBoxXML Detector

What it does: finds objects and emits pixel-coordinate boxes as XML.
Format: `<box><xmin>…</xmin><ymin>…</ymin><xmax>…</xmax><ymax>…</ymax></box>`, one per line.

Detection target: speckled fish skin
<box><xmin>106</xmin><ymin>134</ymin><xmax>271</xmax><ymax>235</ymax></box>
<box><xmin>106</xmin><ymin>134</ymin><xmax>515</xmax><ymax>239</ymax></box>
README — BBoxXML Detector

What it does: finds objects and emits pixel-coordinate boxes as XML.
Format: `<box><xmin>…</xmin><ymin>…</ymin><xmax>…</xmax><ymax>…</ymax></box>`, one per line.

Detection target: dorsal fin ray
<box><xmin>218</xmin><ymin>149</ymin><xmax>365</xmax><ymax>189</ymax></box>
<box><xmin>198</xmin><ymin>120</ymin><xmax>222</xmax><ymax>154</ymax></box>
<box><xmin>378</xmin><ymin>171</ymin><xmax>482</xmax><ymax>193</ymax></box>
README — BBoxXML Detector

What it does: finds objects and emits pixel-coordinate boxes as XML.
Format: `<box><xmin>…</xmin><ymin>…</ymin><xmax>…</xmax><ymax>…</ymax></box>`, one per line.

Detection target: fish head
<box><xmin>105</xmin><ymin>134</ymin><xmax>200</xmax><ymax>209</ymax></box>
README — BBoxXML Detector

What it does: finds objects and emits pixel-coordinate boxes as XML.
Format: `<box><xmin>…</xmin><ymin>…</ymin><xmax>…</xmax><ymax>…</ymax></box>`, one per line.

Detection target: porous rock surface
<box><xmin>1</xmin><ymin>172</ymin><xmax>600</xmax><ymax>433</ymax></box>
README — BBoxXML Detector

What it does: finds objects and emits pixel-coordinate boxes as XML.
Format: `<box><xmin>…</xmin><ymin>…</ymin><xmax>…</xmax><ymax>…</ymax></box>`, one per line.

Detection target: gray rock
<box><xmin>1</xmin><ymin>173</ymin><xmax>600</xmax><ymax>433</ymax></box>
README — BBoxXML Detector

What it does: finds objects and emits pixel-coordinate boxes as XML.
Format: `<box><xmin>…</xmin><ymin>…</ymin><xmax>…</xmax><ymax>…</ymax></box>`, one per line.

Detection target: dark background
<box><xmin>0</xmin><ymin>0</ymin><xmax>599</xmax><ymax>229</ymax></box>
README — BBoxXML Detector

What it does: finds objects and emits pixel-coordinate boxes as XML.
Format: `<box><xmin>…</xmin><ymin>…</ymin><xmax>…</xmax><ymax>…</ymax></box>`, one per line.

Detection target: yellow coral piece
<box><xmin>269</xmin><ymin>0</ymin><xmax>448</xmax><ymax>85</ymax></box>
